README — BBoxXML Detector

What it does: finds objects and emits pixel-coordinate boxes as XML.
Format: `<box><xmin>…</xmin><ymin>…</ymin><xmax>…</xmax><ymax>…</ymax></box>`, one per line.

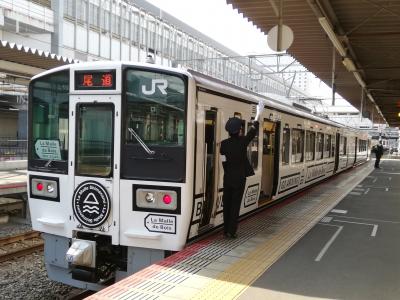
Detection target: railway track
<box><xmin>0</xmin><ymin>230</ymin><xmax>44</xmax><ymax>263</ymax></box>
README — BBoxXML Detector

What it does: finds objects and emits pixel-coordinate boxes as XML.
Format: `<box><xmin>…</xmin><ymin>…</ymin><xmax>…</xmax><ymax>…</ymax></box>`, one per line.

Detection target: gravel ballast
<box><xmin>0</xmin><ymin>220</ymin><xmax>80</xmax><ymax>299</ymax></box>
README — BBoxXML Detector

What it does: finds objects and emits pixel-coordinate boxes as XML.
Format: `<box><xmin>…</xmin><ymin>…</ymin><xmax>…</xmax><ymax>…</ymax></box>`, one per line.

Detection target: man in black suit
<box><xmin>220</xmin><ymin>117</ymin><xmax>259</xmax><ymax>238</ymax></box>
<box><xmin>374</xmin><ymin>140</ymin><xmax>384</xmax><ymax>168</ymax></box>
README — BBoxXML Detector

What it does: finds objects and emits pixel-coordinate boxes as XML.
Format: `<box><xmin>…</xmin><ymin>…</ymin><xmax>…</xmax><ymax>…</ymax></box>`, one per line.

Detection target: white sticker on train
<box><xmin>35</xmin><ymin>139</ymin><xmax>62</xmax><ymax>160</ymax></box>
<box><xmin>145</xmin><ymin>214</ymin><xmax>176</xmax><ymax>234</ymax></box>
<box><xmin>244</xmin><ymin>184</ymin><xmax>259</xmax><ymax>207</ymax></box>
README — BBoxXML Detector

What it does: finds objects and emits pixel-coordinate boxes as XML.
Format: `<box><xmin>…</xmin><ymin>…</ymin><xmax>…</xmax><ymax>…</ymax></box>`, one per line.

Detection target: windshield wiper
<box><xmin>128</xmin><ymin>127</ymin><xmax>155</xmax><ymax>155</ymax></box>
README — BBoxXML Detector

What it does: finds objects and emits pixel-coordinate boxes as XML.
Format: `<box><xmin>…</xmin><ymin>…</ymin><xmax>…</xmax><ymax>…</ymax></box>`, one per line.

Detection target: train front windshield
<box><xmin>122</xmin><ymin>69</ymin><xmax>187</xmax><ymax>182</ymax></box>
<box><xmin>29</xmin><ymin>71</ymin><xmax>69</xmax><ymax>173</ymax></box>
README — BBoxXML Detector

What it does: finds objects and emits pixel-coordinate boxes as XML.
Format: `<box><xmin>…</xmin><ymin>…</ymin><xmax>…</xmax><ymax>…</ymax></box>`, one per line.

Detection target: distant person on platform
<box><xmin>374</xmin><ymin>141</ymin><xmax>384</xmax><ymax>169</ymax></box>
<box><xmin>220</xmin><ymin>102</ymin><xmax>263</xmax><ymax>239</ymax></box>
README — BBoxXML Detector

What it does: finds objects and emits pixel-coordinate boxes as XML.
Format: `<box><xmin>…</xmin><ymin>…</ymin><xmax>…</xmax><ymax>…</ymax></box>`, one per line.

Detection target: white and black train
<box><xmin>28</xmin><ymin>61</ymin><xmax>369</xmax><ymax>289</ymax></box>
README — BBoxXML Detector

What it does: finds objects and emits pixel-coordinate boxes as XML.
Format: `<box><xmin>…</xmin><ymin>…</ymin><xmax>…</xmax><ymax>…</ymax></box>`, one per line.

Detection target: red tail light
<box><xmin>37</xmin><ymin>183</ymin><xmax>44</xmax><ymax>191</ymax></box>
<box><xmin>163</xmin><ymin>194</ymin><xmax>172</xmax><ymax>204</ymax></box>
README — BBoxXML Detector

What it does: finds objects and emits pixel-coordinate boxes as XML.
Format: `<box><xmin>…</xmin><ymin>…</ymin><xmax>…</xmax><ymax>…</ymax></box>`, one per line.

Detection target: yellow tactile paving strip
<box><xmin>90</xmin><ymin>163</ymin><xmax>373</xmax><ymax>300</ymax></box>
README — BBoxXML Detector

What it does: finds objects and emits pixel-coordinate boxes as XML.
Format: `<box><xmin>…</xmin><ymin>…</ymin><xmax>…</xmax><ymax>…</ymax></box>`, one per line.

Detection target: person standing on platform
<box><xmin>220</xmin><ymin>102</ymin><xmax>262</xmax><ymax>239</ymax></box>
<box><xmin>374</xmin><ymin>140</ymin><xmax>384</xmax><ymax>168</ymax></box>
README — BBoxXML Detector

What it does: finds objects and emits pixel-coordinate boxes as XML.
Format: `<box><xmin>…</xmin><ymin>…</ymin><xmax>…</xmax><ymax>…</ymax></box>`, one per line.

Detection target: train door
<box><xmin>193</xmin><ymin>107</ymin><xmax>220</xmax><ymax>232</ymax></box>
<box><xmin>260</xmin><ymin>120</ymin><xmax>276</xmax><ymax>203</ymax></box>
<box><xmin>69</xmin><ymin>95</ymin><xmax>120</xmax><ymax>244</ymax></box>
<box><xmin>334</xmin><ymin>133</ymin><xmax>340</xmax><ymax>172</ymax></box>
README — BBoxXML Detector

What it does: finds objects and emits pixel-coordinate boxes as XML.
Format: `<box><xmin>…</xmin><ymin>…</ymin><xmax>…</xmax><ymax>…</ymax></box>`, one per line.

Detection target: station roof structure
<box><xmin>227</xmin><ymin>0</ymin><xmax>400</xmax><ymax>126</ymax></box>
<box><xmin>0</xmin><ymin>40</ymin><xmax>76</xmax><ymax>85</ymax></box>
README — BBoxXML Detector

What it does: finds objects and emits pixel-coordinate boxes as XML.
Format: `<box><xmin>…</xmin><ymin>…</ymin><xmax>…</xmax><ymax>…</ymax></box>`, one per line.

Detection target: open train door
<box><xmin>193</xmin><ymin>105</ymin><xmax>221</xmax><ymax>234</ymax></box>
<box><xmin>260</xmin><ymin>120</ymin><xmax>277</xmax><ymax>204</ymax></box>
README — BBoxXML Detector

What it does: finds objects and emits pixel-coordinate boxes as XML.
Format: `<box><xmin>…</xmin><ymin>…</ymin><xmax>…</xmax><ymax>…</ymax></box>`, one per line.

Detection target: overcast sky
<box><xmin>146</xmin><ymin>0</ymin><xmax>269</xmax><ymax>55</ymax></box>
<box><xmin>146</xmin><ymin>0</ymin><xmax>351</xmax><ymax>107</ymax></box>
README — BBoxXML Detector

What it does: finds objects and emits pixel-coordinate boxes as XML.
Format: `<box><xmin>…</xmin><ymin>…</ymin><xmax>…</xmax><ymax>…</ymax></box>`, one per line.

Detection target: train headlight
<box><xmin>47</xmin><ymin>184</ymin><xmax>55</xmax><ymax>193</ymax></box>
<box><xmin>145</xmin><ymin>192</ymin><xmax>155</xmax><ymax>203</ymax></box>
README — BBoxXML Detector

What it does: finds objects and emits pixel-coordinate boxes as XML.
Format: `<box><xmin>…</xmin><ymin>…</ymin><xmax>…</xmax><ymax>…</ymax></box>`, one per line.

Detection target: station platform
<box><xmin>0</xmin><ymin>169</ymin><xmax>27</xmax><ymax>196</ymax></box>
<box><xmin>88</xmin><ymin>158</ymin><xmax>400</xmax><ymax>300</ymax></box>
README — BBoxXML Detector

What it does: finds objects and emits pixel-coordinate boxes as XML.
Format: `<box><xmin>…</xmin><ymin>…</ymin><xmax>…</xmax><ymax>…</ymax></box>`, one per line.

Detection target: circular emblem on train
<box><xmin>72</xmin><ymin>181</ymin><xmax>111</xmax><ymax>228</ymax></box>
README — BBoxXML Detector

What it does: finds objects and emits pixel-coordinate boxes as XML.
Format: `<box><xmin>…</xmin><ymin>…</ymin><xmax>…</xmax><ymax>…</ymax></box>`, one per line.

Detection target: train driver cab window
<box><xmin>29</xmin><ymin>70</ymin><xmax>69</xmax><ymax>173</ymax></box>
<box><xmin>123</xmin><ymin>69</ymin><xmax>187</xmax><ymax>182</ymax></box>
<box><xmin>282</xmin><ymin>127</ymin><xmax>290</xmax><ymax>165</ymax></box>
<box><xmin>324</xmin><ymin>134</ymin><xmax>332</xmax><ymax>158</ymax></box>
<box><xmin>291</xmin><ymin>129</ymin><xmax>304</xmax><ymax>163</ymax></box>
<box><xmin>305</xmin><ymin>131</ymin><xmax>315</xmax><ymax>161</ymax></box>
<box><xmin>247</xmin><ymin>121</ymin><xmax>259</xmax><ymax>169</ymax></box>
<box><xmin>316</xmin><ymin>132</ymin><xmax>324</xmax><ymax>160</ymax></box>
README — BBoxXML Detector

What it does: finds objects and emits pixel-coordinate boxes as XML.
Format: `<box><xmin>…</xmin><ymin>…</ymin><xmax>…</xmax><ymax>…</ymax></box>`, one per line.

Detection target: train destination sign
<box><xmin>145</xmin><ymin>214</ymin><xmax>176</xmax><ymax>234</ymax></box>
<box><xmin>75</xmin><ymin>70</ymin><xmax>116</xmax><ymax>90</ymax></box>
<box><xmin>35</xmin><ymin>139</ymin><xmax>61</xmax><ymax>160</ymax></box>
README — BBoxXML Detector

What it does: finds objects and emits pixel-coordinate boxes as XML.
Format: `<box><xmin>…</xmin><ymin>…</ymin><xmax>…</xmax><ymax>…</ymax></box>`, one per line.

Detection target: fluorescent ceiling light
<box><xmin>318</xmin><ymin>17</ymin><xmax>346</xmax><ymax>57</ymax></box>
<box><xmin>342</xmin><ymin>57</ymin><xmax>356</xmax><ymax>72</ymax></box>
<box><xmin>354</xmin><ymin>72</ymin><xmax>366</xmax><ymax>88</ymax></box>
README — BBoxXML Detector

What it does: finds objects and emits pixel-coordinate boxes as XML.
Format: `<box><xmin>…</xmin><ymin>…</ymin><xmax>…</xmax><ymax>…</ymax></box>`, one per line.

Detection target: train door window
<box><xmin>324</xmin><ymin>134</ymin><xmax>332</xmax><ymax>158</ymax></box>
<box><xmin>339</xmin><ymin>136</ymin><xmax>344</xmax><ymax>155</ymax></box>
<box><xmin>305</xmin><ymin>131</ymin><xmax>315</xmax><ymax>161</ymax></box>
<box><xmin>261</xmin><ymin>121</ymin><xmax>276</xmax><ymax>200</ymax></box>
<box><xmin>316</xmin><ymin>132</ymin><xmax>324</xmax><ymax>160</ymax></box>
<box><xmin>331</xmin><ymin>135</ymin><xmax>336</xmax><ymax>157</ymax></box>
<box><xmin>282</xmin><ymin>127</ymin><xmax>290</xmax><ymax>165</ymax></box>
<box><xmin>263</xmin><ymin>122</ymin><xmax>275</xmax><ymax>155</ymax></box>
<box><xmin>76</xmin><ymin>104</ymin><xmax>114</xmax><ymax>177</ymax></box>
<box><xmin>291</xmin><ymin>129</ymin><xmax>304</xmax><ymax>163</ymax></box>
<box><xmin>247</xmin><ymin>121</ymin><xmax>259</xmax><ymax>169</ymax></box>
<box><xmin>343</xmin><ymin>137</ymin><xmax>347</xmax><ymax>155</ymax></box>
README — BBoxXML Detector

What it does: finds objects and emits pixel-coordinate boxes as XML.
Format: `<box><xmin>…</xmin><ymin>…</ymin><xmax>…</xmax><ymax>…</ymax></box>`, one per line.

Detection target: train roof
<box><xmin>31</xmin><ymin>61</ymin><xmax>363</xmax><ymax>133</ymax></box>
<box><xmin>188</xmin><ymin>69</ymin><xmax>348</xmax><ymax>129</ymax></box>
<box><xmin>31</xmin><ymin>61</ymin><xmax>192</xmax><ymax>81</ymax></box>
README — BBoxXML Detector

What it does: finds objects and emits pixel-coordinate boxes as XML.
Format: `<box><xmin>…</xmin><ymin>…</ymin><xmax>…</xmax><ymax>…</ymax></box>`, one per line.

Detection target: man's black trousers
<box><xmin>375</xmin><ymin>155</ymin><xmax>382</xmax><ymax>168</ymax></box>
<box><xmin>222</xmin><ymin>180</ymin><xmax>246</xmax><ymax>236</ymax></box>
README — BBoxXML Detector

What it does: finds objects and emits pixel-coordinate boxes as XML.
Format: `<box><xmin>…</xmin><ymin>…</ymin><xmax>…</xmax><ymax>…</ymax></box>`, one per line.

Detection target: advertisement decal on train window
<box><xmin>75</xmin><ymin>70</ymin><xmax>116</xmax><ymax>90</ymax></box>
<box><xmin>35</xmin><ymin>139</ymin><xmax>62</xmax><ymax>160</ymax></box>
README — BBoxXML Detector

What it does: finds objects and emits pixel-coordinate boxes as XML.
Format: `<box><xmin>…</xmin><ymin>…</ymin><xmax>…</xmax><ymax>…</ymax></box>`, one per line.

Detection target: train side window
<box><xmin>247</xmin><ymin>121</ymin><xmax>259</xmax><ymax>169</ymax></box>
<box><xmin>324</xmin><ymin>134</ymin><xmax>332</xmax><ymax>158</ymax></box>
<box><xmin>282</xmin><ymin>127</ymin><xmax>290</xmax><ymax>165</ymax></box>
<box><xmin>331</xmin><ymin>135</ymin><xmax>336</xmax><ymax>157</ymax></box>
<box><xmin>291</xmin><ymin>129</ymin><xmax>304</xmax><ymax>164</ymax></box>
<box><xmin>305</xmin><ymin>131</ymin><xmax>315</xmax><ymax>161</ymax></box>
<box><xmin>316</xmin><ymin>132</ymin><xmax>324</xmax><ymax>160</ymax></box>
